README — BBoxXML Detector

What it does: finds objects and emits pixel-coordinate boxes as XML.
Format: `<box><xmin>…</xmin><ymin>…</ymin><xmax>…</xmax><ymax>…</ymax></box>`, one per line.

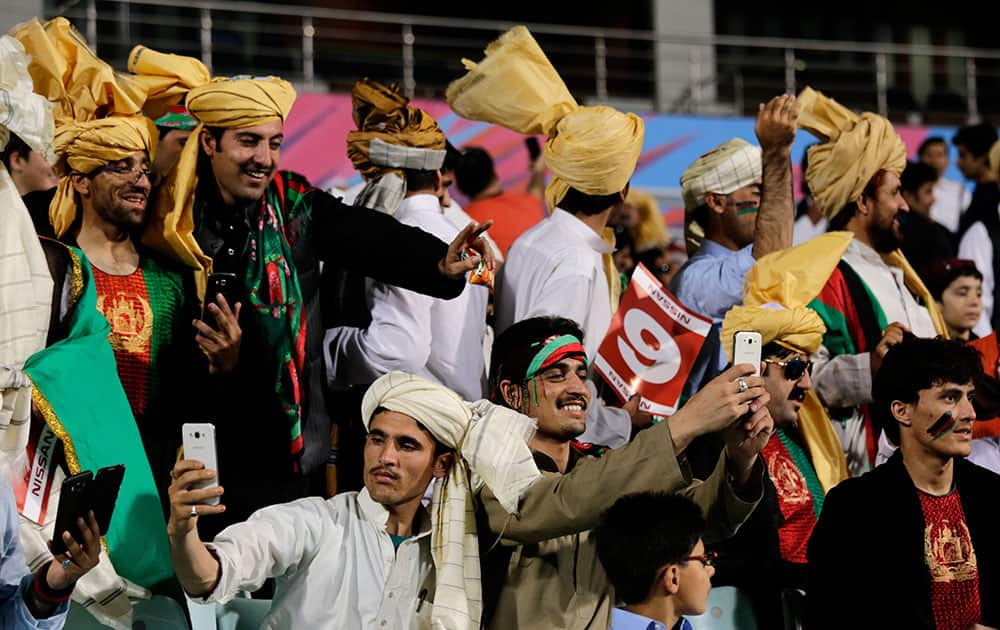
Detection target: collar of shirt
<box><xmin>847</xmin><ymin>238</ymin><xmax>888</xmax><ymax>266</ymax></box>
<box><xmin>357</xmin><ymin>488</ymin><xmax>433</xmax><ymax>540</ymax></box>
<box><xmin>399</xmin><ymin>193</ymin><xmax>444</xmax><ymax>217</ymax></box>
<box><xmin>531</xmin><ymin>447</ymin><xmax>585</xmax><ymax>474</ymax></box>
<box><xmin>609</xmin><ymin>607</ymin><xmax>669</xmax><ymax>630</ymax></box>
<box><xmin>693</xmin><ymin>238</ymin><xmax>741</xmax><ymax>260</ymax></box>
<box><xmin>551</xmin><ymin>208</ymin><xmax>614</xmax><ymax>255</ymax></box>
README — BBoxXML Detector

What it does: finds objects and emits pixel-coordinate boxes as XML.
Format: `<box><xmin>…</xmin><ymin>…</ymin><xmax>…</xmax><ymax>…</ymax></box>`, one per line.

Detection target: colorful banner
<box><xmin>593</xmin><ymin>264</ymin><xmax>712</xmax><ymax>416</ymax></box>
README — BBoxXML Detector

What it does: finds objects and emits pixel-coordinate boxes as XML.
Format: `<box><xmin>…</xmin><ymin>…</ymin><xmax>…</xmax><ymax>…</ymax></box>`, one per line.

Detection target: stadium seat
<box><xmin>686</xmin><ymin>585</ymin><xmax>759</xmax><ymax>630</ymax></box>
<box><xmin>66</xmin><ymin>595</ymin><xmax>190</xmax><ymax>629</ymax></box>
<box><xmin>187</xmin><ymin>593</ymin><xmax>271</xmax><ymax>630</ymax></box>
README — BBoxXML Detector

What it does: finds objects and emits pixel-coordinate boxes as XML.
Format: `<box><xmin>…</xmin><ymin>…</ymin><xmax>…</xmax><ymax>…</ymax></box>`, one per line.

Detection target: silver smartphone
<box><xmin>181</xmin><ymin>422</ymin><xmax>220</xmax><ymax>506</ymax></box>
<box><xmin>733</xmin><ymin>330</ymin><xmax>763</xmax><ymax>376</ymax></box>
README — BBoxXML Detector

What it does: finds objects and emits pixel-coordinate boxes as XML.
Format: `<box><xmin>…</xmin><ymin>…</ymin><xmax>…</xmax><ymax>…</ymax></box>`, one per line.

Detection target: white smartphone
<box><xmin>181</xmin><ymin>422</ymin><xmax>220</xmax><ymax>506</ymax></box>
<box><xmin>732</xmin><ymin>331</ymin><xmax>763</xmax><ymax>376</ymax></box>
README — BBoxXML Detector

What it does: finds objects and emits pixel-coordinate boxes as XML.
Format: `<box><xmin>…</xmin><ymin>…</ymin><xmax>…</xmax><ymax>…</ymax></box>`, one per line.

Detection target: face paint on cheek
<box><xmin>927</xmin><ymin>411</ymin><xmax>956</xmax><ymax>440</ymax></box>
<box><xmin>735</xmin><ymin>201</ymin><xmax>759</xmax><ymax>216</ymax></box>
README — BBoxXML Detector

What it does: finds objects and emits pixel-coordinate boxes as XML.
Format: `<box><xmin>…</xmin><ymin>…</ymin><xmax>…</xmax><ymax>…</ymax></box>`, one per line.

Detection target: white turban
<box><xmin>361</xmin><ymin>372</ymin><xmax>540</xmax><ymax>630</ymax></box>
<box><xmin>680</xmin><ymin>137</ymin><xmax>762</xmax><ymax>211</ymax></box>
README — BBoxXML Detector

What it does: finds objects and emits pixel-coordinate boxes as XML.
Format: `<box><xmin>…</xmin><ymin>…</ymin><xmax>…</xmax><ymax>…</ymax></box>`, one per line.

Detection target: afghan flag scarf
<box><xmin>24</xmin><ymin>244</ymin><xmax>173</xmax><ymax>587</ymax></box>
<box><xmin>808</xmin><ymin>260</ymin><xmax>888</xmax><ymax>466</ymax></box>
<box><xmin>195</xmin><ymin>171</ymin><xmax>313</xmax><ymax>468</ymax></box>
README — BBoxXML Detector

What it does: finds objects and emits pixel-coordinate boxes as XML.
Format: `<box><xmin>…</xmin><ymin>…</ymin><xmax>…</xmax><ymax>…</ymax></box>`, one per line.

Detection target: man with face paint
<box><xmin>798</xmin><ymin>87</ymin><xmax>950</xmax><ymax>478</ymax></box>
<box><xmin>808</xmin><ymin>336</ymin><xmax>1000</xmax><ymax>629</ymax></box>
<box><xmin>669</xmin><ymin>95</ymin><xmax>798</xmax><ymax>388</ymax></box>
<box><xmin>478</xmin><ymin>315</ymin><xmax>773</xmax><ymax>630</ymax></box>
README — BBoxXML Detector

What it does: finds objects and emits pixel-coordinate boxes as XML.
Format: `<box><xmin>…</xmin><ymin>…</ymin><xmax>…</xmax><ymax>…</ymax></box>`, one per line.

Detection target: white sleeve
<box><xmin>810</xmin><ymin>344</ymin><xmax>873</xmax><ymax>409</ymax></box>
<box><xmin>516</xmin><ymin>269</ymin><xmax>593</xmax><ymax>331</ymax></box>
<box><xmin>958</xmin><ymin>222</ymin><xmax>993</xmax><ymax>336</ymax></box>
<box><xmin>325</xmin><ymin>283</ymin><xmax>434</xmax><ymax>388</ymax></box>
<box><xmin>205</xmin><ymin>498</ymin><xmax>329</xmax><ymax>604</ymax></box>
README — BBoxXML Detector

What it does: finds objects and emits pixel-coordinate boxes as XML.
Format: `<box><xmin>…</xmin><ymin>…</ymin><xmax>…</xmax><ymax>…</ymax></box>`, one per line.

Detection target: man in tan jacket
<box><xmin>478</xmin><ymin>316</ymin><xmax>771</xmax><ymax>629</ymax></box>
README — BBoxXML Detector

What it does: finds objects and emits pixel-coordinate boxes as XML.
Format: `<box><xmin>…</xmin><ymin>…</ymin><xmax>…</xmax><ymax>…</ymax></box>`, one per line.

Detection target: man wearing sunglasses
<box><xmin>716</xmin><ymin>231</ymin><xmax>855</xmax><ymax>628</ymax></box>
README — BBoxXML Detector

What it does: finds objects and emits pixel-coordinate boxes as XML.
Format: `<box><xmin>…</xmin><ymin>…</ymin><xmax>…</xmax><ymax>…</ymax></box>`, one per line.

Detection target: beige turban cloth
<box><xmin>346</xmin><ymin>78</ymin><xmax>446</xmax><ymax>213</ymax></box>
<box><xmin>0</xmin><ymin>34</ymin><xmax>55</xmax><ymax>477</ymax></box>
<box><xmin>796</xmin><ymin>86</ymin><xmax>907</xmax><ymax>219</ymax></box>
<box><xmin>796</xmin><ymin>86</ymin><xmax>949</xmax><ymax>338</ymax></box>
<box><xmin>446</xmin><ymin>25</ymin><xmax>644</xmax><ymax>213</ymax></box>
<box><xmin>721</xmin><ymin>231</ymin><xmax>854</xmax><ymax>492</ymax></box>
<box><xmin>625</xmin><ymin>188</ymin><xmax>670</xmax><ymax>252</ymax></box>
<box><xmin>361</xmin><ymin>372</ymin><xmax>541</xmax><ymax>630</ymax></box>
<box><xmin>680</xmin><ymin>138</ymin><xmax>762</xmax><ymax>253</ymax></box>
<box><xmin>136</xmin><ymin>70</ymin><xmax>296</xmax><ymax>299</ymax></box>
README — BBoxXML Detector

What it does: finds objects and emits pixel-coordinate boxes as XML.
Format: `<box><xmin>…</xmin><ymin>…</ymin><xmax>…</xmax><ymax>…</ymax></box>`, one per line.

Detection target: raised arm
<box><xmin>310</xmin><ymin>190</ymin><xmax>493</xmax><ymax>299</ymax></box>
<box><xmin>752</xmin><ymin>94</ymin><xmax>798</xmax><ymax>259</ymax></box>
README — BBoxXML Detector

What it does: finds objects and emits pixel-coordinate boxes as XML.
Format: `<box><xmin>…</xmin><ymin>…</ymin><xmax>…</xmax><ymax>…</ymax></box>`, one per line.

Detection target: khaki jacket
<box><xmin>476</xmin><ymin>420</ymin><xmax>763</xmax><ymax>630</ymax></box>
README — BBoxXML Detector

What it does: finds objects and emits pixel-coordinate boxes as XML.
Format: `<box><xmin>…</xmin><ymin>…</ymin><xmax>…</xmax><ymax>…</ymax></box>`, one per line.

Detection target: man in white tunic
<box><xmin>795</xmin><ymin>87</ymin><xmax>949</xmax><ymax>476</ymax></box>
<box><xmin>167</xmin><ymin>372</ymin><xmax>540</xmax><ymax>629</ymax></box>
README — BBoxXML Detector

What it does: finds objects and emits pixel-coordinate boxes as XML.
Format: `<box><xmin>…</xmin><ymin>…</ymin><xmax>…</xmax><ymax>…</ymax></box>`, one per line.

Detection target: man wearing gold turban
<box><xmin>447</xmin><ymin>25</ymin><xmax>649</xmax><ymax>448</ymax></box>
<box><xmin>797</xmin><ymin>87</ymin><xmax>948</xmax><ymax>477</ymax></box>
<box><xmin>669</xmin><ymin>96</ymin><xmax>798</xmax><ymax>397</ymax></box>
<box><xmin>136</xmin><ymin>63</ymin><xmax>494</xmax><ymax>539</ymax></box>
<box><xmin>325</xmin><ymin>79</ymin><xmax>490</xmax><ymax>495</ymax></box>
<box><xmin>717</xmin><ymin>232</ymin><xmax>852</xmax><ymax>628</ymax></box>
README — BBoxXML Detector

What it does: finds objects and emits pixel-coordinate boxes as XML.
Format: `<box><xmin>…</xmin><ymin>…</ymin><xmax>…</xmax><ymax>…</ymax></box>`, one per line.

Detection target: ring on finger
<box><xmin>190</xmin><ymin>505</ymin><xmax>198</xmax><ymax>518</ymax></box>
<box><xmin>737</xmin><ymin>378</ymin><xmax>748</xmax><ymax>394</ymax></box>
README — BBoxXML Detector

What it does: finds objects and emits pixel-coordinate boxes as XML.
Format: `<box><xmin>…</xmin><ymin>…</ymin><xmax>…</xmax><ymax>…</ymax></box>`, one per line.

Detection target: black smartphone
<box><xmin>50</xmin><ymin>471</ymin><xmax>93</xmax><ymax>556</ymax></box>
<box><xmin>90</xmin><ymin>464</ymin><xmax>125</xmax><ymax>536</ymax></box>
<box><xmin>525</xmin><ymin>136</ymin><xmax>541</xmax><ymax>161</ymax></box>
<box><xmin>202</xmin><ymin>272</ymin><xmax>240</xmax><ymax>324</ymax></box>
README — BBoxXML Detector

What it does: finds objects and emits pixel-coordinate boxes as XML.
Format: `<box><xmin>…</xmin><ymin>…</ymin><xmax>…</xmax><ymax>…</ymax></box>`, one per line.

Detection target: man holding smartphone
<box><xmin>166</xmin><ymin>372</ymin><xmax>538</xmax><ymax>629</ymax></box>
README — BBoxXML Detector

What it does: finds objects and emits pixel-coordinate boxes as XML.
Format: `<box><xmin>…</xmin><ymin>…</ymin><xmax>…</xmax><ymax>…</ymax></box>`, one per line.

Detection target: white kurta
<box><xmin>325</xmin><ymin>194</ymin><xmax>489</xmax><ymax>400</ymax></box>
<box><xmin>812</xmin><ymin>240</ymin><xmax>937</xmax><ymax>476</ymax></box>
<box><xmin>958</xmin><ymin>221</ymin><xmax>994</xmax><ymax>337</ymax></box>
<box><xmin>206</xmin><ymin>489</ymin><xmax>435</xmax><ymax>630</ymax></box>
<box><xmin>929</xmin><ymin>177</ymin><xmax>971</xmax><ymax>234</ymax></box>
<box><xmin>495</xmin><ymin>208</ymin><xmax>631</xmax><ymax>448</ymax></box>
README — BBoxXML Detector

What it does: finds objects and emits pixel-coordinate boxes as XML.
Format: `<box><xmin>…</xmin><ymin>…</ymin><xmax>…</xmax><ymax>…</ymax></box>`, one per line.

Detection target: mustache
<box><xmin>368</xmin><ymin>466</ymin><xmax>400</xmax><ymax>480</ymax></box>
<box><xmin>788</xmin><ymin>387</ymin><xmax>807</xmax><ymax>403</ymax></box>
<box><xmin>556</xmin><ymin>394</ymin><xmax>588</xmax><ymax>407</ymax></box>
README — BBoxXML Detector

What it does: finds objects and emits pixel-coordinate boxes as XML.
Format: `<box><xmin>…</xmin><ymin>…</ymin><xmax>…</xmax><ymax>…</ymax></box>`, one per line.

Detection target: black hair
<box><xmin>926</xmin><ymin>261</ymin><xmax>983</xmax><ymax>302</ymax></box>
<box><xmin>614</xmin><ymin>224</ymin><xmax>634</xmax><ymax>252</ymax></box>
<box><xmin>490</xmin><ymin>316</ymin><xmax>585</xmax><ymax>404</ymax></box>
<box><xmin>918</xmin><ymin>136</ymin><xmax>947</xmax><ymax>160</ymax></box>
<box><xmin>404</xmin><ymin>169</ymin><xmax>439</xmax><ymax>192</ymax></box>
<box><xmin>593</xmin><ymin>492</ymin><xmax>705</xmax><ymax>605</ymax></box>
<box><xmin>1</xmin><ymin>132</ymin><xmax>32</xmax><ymax>171</ymax></box>
<box><xmin>454</xmin><ymin>146</ymin><xmax>495</xmax><ymax>198</ymax></box>
<box><xmin>872</xmin><ymin>336</ymin><xmax>983</xmax><ymax>445</ymax></box>
<box><xmin>900</xmin><ymin>161</ymin><xmax>938</xmax><ymax>195</ymax></box>
<box><xmin>559</xmin><ymin>186</ymin><xmax>623</xmax><ymax>217</ymax></box>
<box><xmin>828</xmin><ymin>169</ymin><xmax>888</xmax><ymax>231</ymax></box>
<box><xmin>952</xmin><ymin>122</ymin><xmax>998</xmax><ymax>158</ymax></box>
<box><xmin>442</xmin><ymin>140</ymin><xmax>463</xmax><ymax>173</ymax></box>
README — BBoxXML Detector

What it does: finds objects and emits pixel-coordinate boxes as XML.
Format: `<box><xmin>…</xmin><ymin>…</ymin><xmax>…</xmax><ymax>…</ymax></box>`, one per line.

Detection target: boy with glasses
<box><xmin>593</xmin><ymin>492</ymin><xmax>716</xmax><ymax>630</ymax></box>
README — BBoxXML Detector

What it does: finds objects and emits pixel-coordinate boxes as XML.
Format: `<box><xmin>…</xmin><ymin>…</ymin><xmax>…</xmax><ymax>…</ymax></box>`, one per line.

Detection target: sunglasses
<box><xmin>763</xmin><ymin>356</ymin><xmax>812</xmax><ymax>381</ymax></box>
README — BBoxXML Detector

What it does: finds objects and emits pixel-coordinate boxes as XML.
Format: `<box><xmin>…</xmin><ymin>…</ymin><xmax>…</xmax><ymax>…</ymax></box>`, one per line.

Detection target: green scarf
<box><xmin>24</xmin><ymin>246</ymin><xmax>173</xmax><ymax>587</ymax></box>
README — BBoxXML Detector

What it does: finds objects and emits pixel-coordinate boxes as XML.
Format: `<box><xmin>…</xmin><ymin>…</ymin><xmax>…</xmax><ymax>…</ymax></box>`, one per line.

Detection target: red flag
<box><xmin>593</xmin><ymin>263</ymin><xmax>711</xmax><ymax>416</ymax></box>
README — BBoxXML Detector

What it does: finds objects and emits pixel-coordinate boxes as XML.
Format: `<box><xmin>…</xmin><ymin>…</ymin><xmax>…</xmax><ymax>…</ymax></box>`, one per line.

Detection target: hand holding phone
<box><xmin>181</xmin><ymin>423</ymin><xmax>220</xmax><ymax>506</ymax></box>
<box><xmin>50</xmin><ymin>471</ymin><xmax>92</xmax><ymax>557</ymax></box>
<box><xmin>202</xmin><ymin>272</ymin><xmax>241</xmax><ymax>327</ymax></box>
<box><xmin>733</xmin><ymin>331</ymin><xmax>763</xmax><ymax>376</ymax></box>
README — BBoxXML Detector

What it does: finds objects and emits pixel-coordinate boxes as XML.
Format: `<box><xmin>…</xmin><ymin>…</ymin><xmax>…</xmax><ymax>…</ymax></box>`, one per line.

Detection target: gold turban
<box><xmin>48</xmin><ymin>116</ymin><xmax>158</xmax><ymax>236</ymax></box>
<box><xmin>127</xmin><ymin>45</ymin><xmax>210</xmax><ymax>120</ymax></box>
<box><xmin>625</xmin><ymin>188</ymin><xmax>670</xmax><ymax>251</ymax></box>
<box><xmin>346</xmin><ymin>78</ymin><xmax>446</xmax><ymax>180</ymax></box>
<box><xmin>721</xmin><ymin>231</ymin><xmax>854</xmax><ymax>492</ymax></box>
<box><xmin>796</xmin><ymin>86</ymin><xmax>907</xmax><ymax>219</ymax></box>
<box><xmin>446</xmin><ymin>26</ymin><xmax>644</xmax><ymax>212</ymax></box>
<box><xmin>141</xmin><ymin>73</ymin><xmax>296</xmax><ymax>299</ymax></box>
<box><xmin>14</xmin><ymin>18</ymin><xmax>165</xmax><ymax>238</ymax></box>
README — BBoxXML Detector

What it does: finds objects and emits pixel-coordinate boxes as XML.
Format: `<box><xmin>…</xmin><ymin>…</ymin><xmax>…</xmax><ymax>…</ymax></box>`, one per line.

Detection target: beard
<box><xmin>870</xmin><ymin>213</ymin><xmax>904</xmax><ymax>253</ymax></box>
